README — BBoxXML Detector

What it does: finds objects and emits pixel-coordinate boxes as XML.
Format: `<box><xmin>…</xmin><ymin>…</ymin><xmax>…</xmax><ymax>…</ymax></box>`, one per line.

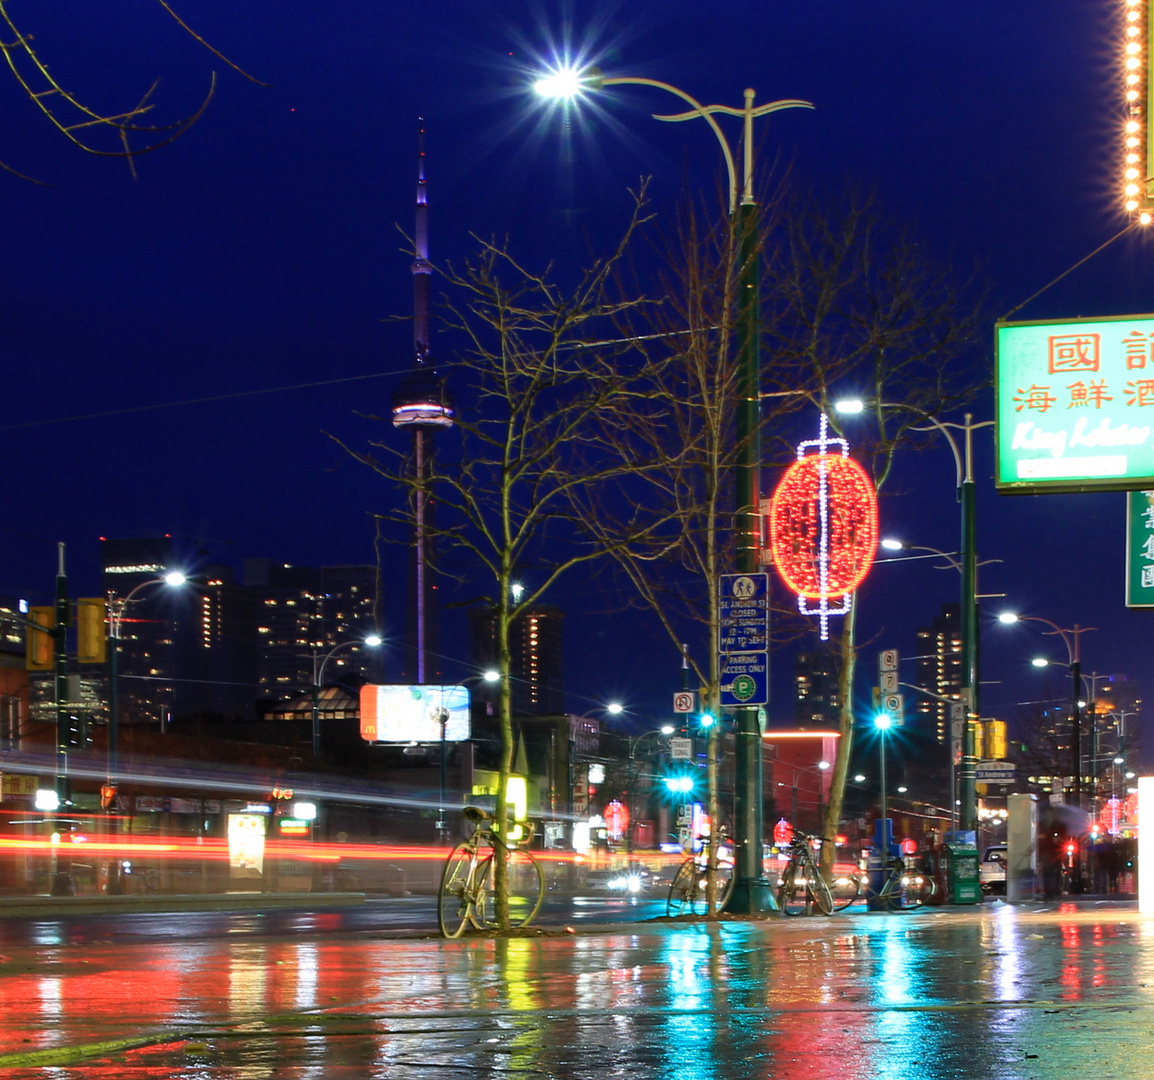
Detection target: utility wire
<box><xmin>1002</xmin><ymin>223</ymin><xmax>1138</xmax><ymax>321</ymax></box>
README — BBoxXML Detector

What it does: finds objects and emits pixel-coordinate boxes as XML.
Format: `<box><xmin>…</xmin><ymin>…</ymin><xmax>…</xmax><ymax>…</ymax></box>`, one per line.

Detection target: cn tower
<box><xmin>391</xmin><ymin>120</ymin><xmax>453</xmax><ymax>683</ymax></box>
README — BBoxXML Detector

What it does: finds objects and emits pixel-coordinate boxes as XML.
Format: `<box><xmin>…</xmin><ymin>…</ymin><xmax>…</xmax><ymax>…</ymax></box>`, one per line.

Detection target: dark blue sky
<box><xmin>1</xmin><ymin>1</ymin><xmax>1150</xmax><ymax>753</ymax></box>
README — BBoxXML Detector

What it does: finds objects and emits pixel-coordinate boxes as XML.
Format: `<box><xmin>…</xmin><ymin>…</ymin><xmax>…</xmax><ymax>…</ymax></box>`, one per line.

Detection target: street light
<box><xmin>310</xmin><ymin>635</ymin><xmax>383</xmax><ymax>760</ymax></box>
<box><xmin>838</xmin><ymin>402</ymin><xmax>994</xmax><ymax>839</ymax></box>
<box><xmin>998</xmin><ymin>612</ymin><xmax>1096</xmax><ymax>808</ymax></box>
<box><xmin>104</xmin><ymin>569</ymin><xmax>188</xmax><ymax>894</ymax></box>
<box><xmin>537</xmin><ymin>66</ymin><xmax>811</xmax><ymax>914</ymax></box>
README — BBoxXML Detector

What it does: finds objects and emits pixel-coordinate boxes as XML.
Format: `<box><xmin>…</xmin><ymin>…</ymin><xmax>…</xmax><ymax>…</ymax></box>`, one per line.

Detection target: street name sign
<box><xmin>669</xmin><ymin>737</ymin><xmax>693</xmax><ymax>761</ymax></box>
<box><xmin>976</xmin><ymin>760</ymin><xmax>1016</xmax><ymax>783</ymax></box>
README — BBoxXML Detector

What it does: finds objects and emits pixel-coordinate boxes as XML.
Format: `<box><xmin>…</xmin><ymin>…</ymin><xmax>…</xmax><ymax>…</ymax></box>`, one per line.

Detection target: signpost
<box><xmin>718</xmin><ymin>573</ymin><xmax>769</xmax><ymax>707</ymax></box>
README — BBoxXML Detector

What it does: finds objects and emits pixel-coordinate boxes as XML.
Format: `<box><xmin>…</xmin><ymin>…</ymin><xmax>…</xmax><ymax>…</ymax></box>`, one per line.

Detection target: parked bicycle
<box><xmin>437</xmin><ymin>806</ymin><xmax>545</xmax><ymax>938</ymax></box>
<box><xmin>666</xmin><ymin>832</ymin><xmax>735</xmax><ymax>916</ymax></box>
<box><xmin>777</xmin><ymin>832</ymin><xmax>857</xmax><ymax>915</ymax></box>
<box><xmin>853</xmin><ymin>853</ymin><xmax>938</xmax><ymax>910</ymax></box>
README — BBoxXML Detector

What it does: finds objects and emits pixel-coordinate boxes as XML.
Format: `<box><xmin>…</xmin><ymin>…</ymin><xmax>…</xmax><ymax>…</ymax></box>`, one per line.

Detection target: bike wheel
<box><xmin>438</xmin><ymin>842</ymin><xmax>477</xmax><ymax>938</ymax></box>
<box><xmin>667</xmin><ymin>858</ymin><xmax>700</xmax><ymax>916</ymax></box>
<box><xmin>707</xmin><ymin>861</ymin><xmax>736</xmax><ymax>915</ymax></box>
<box><xmin>809</xmin><ymin>870</ymin><xmax>835</xmax><ymax>915</ymax></box>
<box><xmin>778</xmin><ymin>865</ymin><xmax>809</xmax><ymax>916</ymax></box>
<box><xmin>476</xmin><ymin>848</ymin><xmax>545</xmax><ymax>929</ymax></box>
<box><xmin>829</xmin><ymin>871</ymin><xmax>861</xmax><ymax>912</ymax></box>
<box><xmin>893</xmin><ymin>868</ymin><xmax>933</xmax><ymax>910</ymax></box>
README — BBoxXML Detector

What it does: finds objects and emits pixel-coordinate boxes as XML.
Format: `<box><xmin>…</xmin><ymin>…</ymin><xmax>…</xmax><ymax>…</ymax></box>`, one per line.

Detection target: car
<box><xmin>584</xmin><ymin>865</ymin><xmax>653</xmax><ymax>894</ymax></box>
<box><xmin>980</xmin><ymin>845</ymin><xmax>1007</xmax><ymax>895</ymax></box>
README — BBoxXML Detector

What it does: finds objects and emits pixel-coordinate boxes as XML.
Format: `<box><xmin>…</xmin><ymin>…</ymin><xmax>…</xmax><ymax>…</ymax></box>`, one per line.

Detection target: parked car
<box><xmin>980</xmin><ymin>845</ymin><xmax>1007</xmax><ymax>895</ymax></box>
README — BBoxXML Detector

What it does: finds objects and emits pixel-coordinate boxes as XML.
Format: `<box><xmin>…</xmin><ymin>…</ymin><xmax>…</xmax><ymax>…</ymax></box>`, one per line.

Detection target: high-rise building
<box><xmin>245</xmin><ymin>559</ymin><xmax>381</xmax><ymax>697</ymax></box>
<box><xmin>470</xmin><ymin>605</ymin><xmax>564</xmax><ymax>716</ymax></box>
<box><xmin>794</xmin><ymin>650</ymin><xmax>840</xmax><ymax>727</ymax></box>
<box><xmin>914</xmin><ymin>602</ymin><xmax>962</xmax><ymax>745</ymax></box>
<box><xmin>102</xmin><ymin>536</ymin><xmax>191</xmax><ymax>727</ymax></box>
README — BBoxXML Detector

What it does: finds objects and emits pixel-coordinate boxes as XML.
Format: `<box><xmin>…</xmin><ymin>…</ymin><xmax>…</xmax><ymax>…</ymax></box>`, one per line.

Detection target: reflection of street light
<box><xmin>311</xmin><ymin>635</ymin><xmax>383</xmax><ymax>760</ymax></box>
<box><xmin>537</xmin><ymin>64</ymin><xmax>811</xmax><ymax>914</ymax></box>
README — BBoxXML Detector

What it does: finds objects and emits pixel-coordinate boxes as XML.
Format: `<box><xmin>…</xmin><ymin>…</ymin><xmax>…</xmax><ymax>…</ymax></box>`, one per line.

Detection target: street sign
<box><xmin>1127</xmin><ymin>490</ymin><xmax>1154</xmax><ymax>607</ymax></box>
<box><xmin>879</xmin><ymin>670</ymin><xmax>898</xmax><ymax>694</ymax></box>
<box><xmin>718</xmin><ymin>573</ymin><xmax>769</xmax><ymax>653</ymax></box>
<box><xmin>879</xmin><ymin>649</ymin><xmax>899</xmax><ymax>672</ymax></box>
<box><xmin>720</xmin><ymin>652</ymin><xmax>768</xmax><ymax>706</ymax></box>
<box><xmin>881</xmin><ymin>693</ymin><xmax>904</xmax><ymax>726</ymax></box>
<box><xmin>976</xmin><ymin>760</ymin><xmax>1016</xmax><ymax>783</ymax></box>
<box><xmin>669</xmin><ymin>737</ymin><xmax>693</xmax><ymax>761</ymax></box>
<box><xmin>673</xmin><ymin>691</ymin><xmax>695</xmax><ymax>714</ymax></box>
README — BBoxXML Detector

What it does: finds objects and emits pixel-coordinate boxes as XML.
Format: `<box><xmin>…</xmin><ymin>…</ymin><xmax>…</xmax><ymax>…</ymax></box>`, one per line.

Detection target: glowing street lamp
<box><xmin>536</xmin><ymin>64</ymin><xmax>811</xmax><ymax>914</ymax></box>
<box><xmin>311</xmin><ymin>635</ymin><xmax>383</xmax><ymax>759</ymax></box>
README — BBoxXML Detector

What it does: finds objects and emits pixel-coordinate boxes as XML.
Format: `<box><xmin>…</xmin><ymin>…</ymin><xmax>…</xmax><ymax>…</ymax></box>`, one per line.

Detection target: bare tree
<box><xmin>0</xmin><ymin>1</ymin><xmax>265</xmax><ymax>180</ymax></box>
<box><xmin>765</xmin><ymin>187</ymin><xmax>985</xmax><ymax>870</ymax></box>
<box><xmin>343</xmin><ymin>187</ymin><xmax>664</xmax><ymax>928</ymax></box>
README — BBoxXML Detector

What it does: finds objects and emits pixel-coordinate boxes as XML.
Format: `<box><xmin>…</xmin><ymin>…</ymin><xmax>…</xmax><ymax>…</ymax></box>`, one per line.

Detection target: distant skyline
<box><xmin>1</xmin><ymin>1</ymin><xmax>1151</xmax><ymax>758</ymax></box>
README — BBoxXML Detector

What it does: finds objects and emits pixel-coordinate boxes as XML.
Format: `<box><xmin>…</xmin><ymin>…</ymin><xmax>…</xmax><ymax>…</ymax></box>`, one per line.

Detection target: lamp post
<box><xmin>536</xmin><ymin>66</ymin><xmax>811</xmax><ymax>914</ymax></box>
<box><xmin>623</xmin><ymin>725</ymin><xmax>675</xmax><ymax>854</ymax></box>
<box><xmin>999</xmin><ymin>613</ymin><xmax>1096</xmax><ymax>807</ymax></box>
<box><xmin>103</xmin><ymin>570</ymin><xmax>187</xmax><ymax>894</ymax></box>
<box><xmin>310</xmin><ymin>635</ymin><xmax>382</xmax><ymax>760</ymax></box>
<box><xmin>839</xmin><ymin>403</ymin><xmax>994</xmax><ymax>837</ymax></box>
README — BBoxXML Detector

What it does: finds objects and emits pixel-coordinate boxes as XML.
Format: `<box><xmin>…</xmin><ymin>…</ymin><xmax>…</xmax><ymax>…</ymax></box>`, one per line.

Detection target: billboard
<box><xmin>996</xmin><ymin>314</ymin><xmax>1154</xmax><ymax>493</ymax></box>
<box><xmin>359</xmin><ymin>684</ymin><xmax>471</xmax><ymax>743</ymax></box>
<box><xmin>1127</xmin><ymin>490</ymin><xmax>1154</xmax><ymax>606</ymax></box>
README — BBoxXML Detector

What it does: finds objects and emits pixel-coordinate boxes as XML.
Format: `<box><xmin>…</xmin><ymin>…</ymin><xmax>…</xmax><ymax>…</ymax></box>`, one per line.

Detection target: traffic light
<box><xmin>76</xmin><ymin>598</ymin><xmax>107</xmax><ymax>664</ymax></box>
<box><xmin>25</xmin><ymin>606</ymin><xmax>54</xmax><ymax>671</ymax></box>
<box><xmin>100</xmin><ymin>783</ymin><xmax>117</xmax><ymax>809</ymax></box>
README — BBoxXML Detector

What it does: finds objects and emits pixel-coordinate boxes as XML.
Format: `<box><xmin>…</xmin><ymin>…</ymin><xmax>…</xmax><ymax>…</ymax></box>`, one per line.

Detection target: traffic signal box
<box><xmin>25</xmin><ymin>607</ymin><xmax>54</xmax><ymax>671</ymax></box>
<box><xmin>76</xmin><ymin>598</ymin><xmax>107</xmax><ymax>664</ymax></box>
<box><xmin>25</xmin><ymin>599</ymin><xmax>108</xmax><ymax>669</ymax></box>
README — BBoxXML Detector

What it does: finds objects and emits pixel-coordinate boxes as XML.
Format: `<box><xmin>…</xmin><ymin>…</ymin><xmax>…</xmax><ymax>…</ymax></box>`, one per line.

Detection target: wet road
<box><xmin>1</xmin><ymin>900</ymin><xmax>1151</xmax><ymax>1078</ymax></box>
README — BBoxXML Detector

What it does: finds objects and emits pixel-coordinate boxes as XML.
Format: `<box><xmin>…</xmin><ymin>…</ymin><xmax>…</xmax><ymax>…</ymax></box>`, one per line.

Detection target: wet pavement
<box><xmin>0</xmin><ymin>899</ymin><xmax>1151</xmax><ymax>1078</ymax></box>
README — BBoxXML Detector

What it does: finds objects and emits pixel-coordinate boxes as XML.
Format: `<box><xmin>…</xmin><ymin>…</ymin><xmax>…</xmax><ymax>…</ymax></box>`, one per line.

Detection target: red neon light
<box><xmin>769</xmin><ymin>453</ymin><xmax>878</xmax><ymax>599</ymax></box>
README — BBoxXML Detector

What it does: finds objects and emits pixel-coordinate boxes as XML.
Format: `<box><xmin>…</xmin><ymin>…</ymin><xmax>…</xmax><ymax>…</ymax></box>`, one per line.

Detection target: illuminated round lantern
<box><xmin>773</xmin><ymin>818</ymin><xmax>794</xmax><ymax>847</ymax></box>
<box><xmin>604</xmin><ymin>799</ymin><xmax>630</xmax><ymax>841</ymax></box>
<box><xmin>768</xmin><ymin>414</ymin><xmax>879</xmax><ymax>638</ymax></box>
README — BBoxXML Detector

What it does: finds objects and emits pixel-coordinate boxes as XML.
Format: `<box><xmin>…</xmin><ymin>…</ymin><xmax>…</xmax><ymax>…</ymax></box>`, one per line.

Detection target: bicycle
<box><xmin>437</xmin><ymin>806</ymin><xmax>545</xmax><ymax>938</ymax></box>
<box><xmin>854</xmin><ymin>853</ymin><xmax>938</xmax><ymax>910</ymax></box>
<box><xmin>666</xmin><ymin>833</ymin><xmax>735</xmax><ymax>916</ymax></box>
<box><xmin>777</xmin><ymin>832</ymin><xmax>857</xmax><ymax>915</ymax></box>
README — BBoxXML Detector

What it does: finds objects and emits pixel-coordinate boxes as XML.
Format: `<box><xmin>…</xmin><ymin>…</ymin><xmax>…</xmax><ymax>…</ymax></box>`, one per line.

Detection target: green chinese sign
<box><xmin>1127</xmin><ymin>490</ymin><xmax>1154</xmax><ymax>607</ymax></box>
<box><xmin>996</xmin><ymin>314</ymin><xmax>1154</xmax><ymax>493</ymax></box>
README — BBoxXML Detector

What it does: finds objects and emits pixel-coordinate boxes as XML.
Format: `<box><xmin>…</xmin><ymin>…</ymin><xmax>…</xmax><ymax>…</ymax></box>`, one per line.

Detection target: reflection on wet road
<box><xmin>1</xmin><ymin>902</ymin><xmax>1152</xmax><ymax>1077</ymax></box>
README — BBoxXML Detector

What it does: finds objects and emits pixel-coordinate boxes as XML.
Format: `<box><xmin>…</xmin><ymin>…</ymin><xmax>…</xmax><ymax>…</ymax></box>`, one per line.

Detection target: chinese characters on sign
<box><xmin>997</xmin><ymin>315</ymin><xmax>1154</xmax><ymax>492</ymax></box>
<box><xmin>1126</xmin><ymin>490</ymin><xmax>1154</xmax><ymax>607</ymax></box>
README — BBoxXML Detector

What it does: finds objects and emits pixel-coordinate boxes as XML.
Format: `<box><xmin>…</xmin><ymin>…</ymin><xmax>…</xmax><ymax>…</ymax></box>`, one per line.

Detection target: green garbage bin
<box><xmin>945</xmin><ymin>843</ymin><xmax>981</xmax><ymax>904</ymax></box>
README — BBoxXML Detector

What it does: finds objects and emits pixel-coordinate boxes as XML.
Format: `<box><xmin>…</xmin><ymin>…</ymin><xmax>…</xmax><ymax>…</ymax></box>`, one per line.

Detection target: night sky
<box><xmin>1</xmin><ymin>1</ymin><xmax>1151</xmax><ymax>758</ymax></box>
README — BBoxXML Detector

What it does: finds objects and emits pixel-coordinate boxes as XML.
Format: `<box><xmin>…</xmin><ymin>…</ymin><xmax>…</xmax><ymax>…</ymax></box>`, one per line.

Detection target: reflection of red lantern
<box><xmin>604</xmin><ymin>800</ymin><xmax>630</xmax><ymax>840</ymax></box>
<box><xmin>900</xmin><ymin>837</ymin><xmax>917</xmax><ymax>856</ymax></box>
<box><xmin>774</xmin><ymin>818</ymin><xmax>794</xmax><ymax>846</ymax></box>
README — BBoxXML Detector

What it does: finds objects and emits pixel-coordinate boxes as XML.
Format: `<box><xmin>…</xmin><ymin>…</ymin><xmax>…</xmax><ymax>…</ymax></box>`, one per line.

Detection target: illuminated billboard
<box><xmin>996</xmin><ymin>314</ymin><xmax>1154</xmax><ymax>493</ymax></box>
<box><xmin>359</xmin><ymin>684</ymin><xmax>471</xmax><ymax>743</ymax></box>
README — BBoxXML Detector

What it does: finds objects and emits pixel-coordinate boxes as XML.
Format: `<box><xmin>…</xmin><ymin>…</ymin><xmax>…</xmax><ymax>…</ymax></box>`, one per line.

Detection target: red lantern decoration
<box><xmin>774</xmin><ymin>818</ymin><xmax>794</xmax><ymax>847</ymax></box>
<box><xmin>768</xmin><ymin>415</ymin><xmax>879</xmax><ymax>638</ymax></box>
<box><xmin>604</xmin><ymin>799</ymin><xmax>630</xmax><ymax>840</ymax></box>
